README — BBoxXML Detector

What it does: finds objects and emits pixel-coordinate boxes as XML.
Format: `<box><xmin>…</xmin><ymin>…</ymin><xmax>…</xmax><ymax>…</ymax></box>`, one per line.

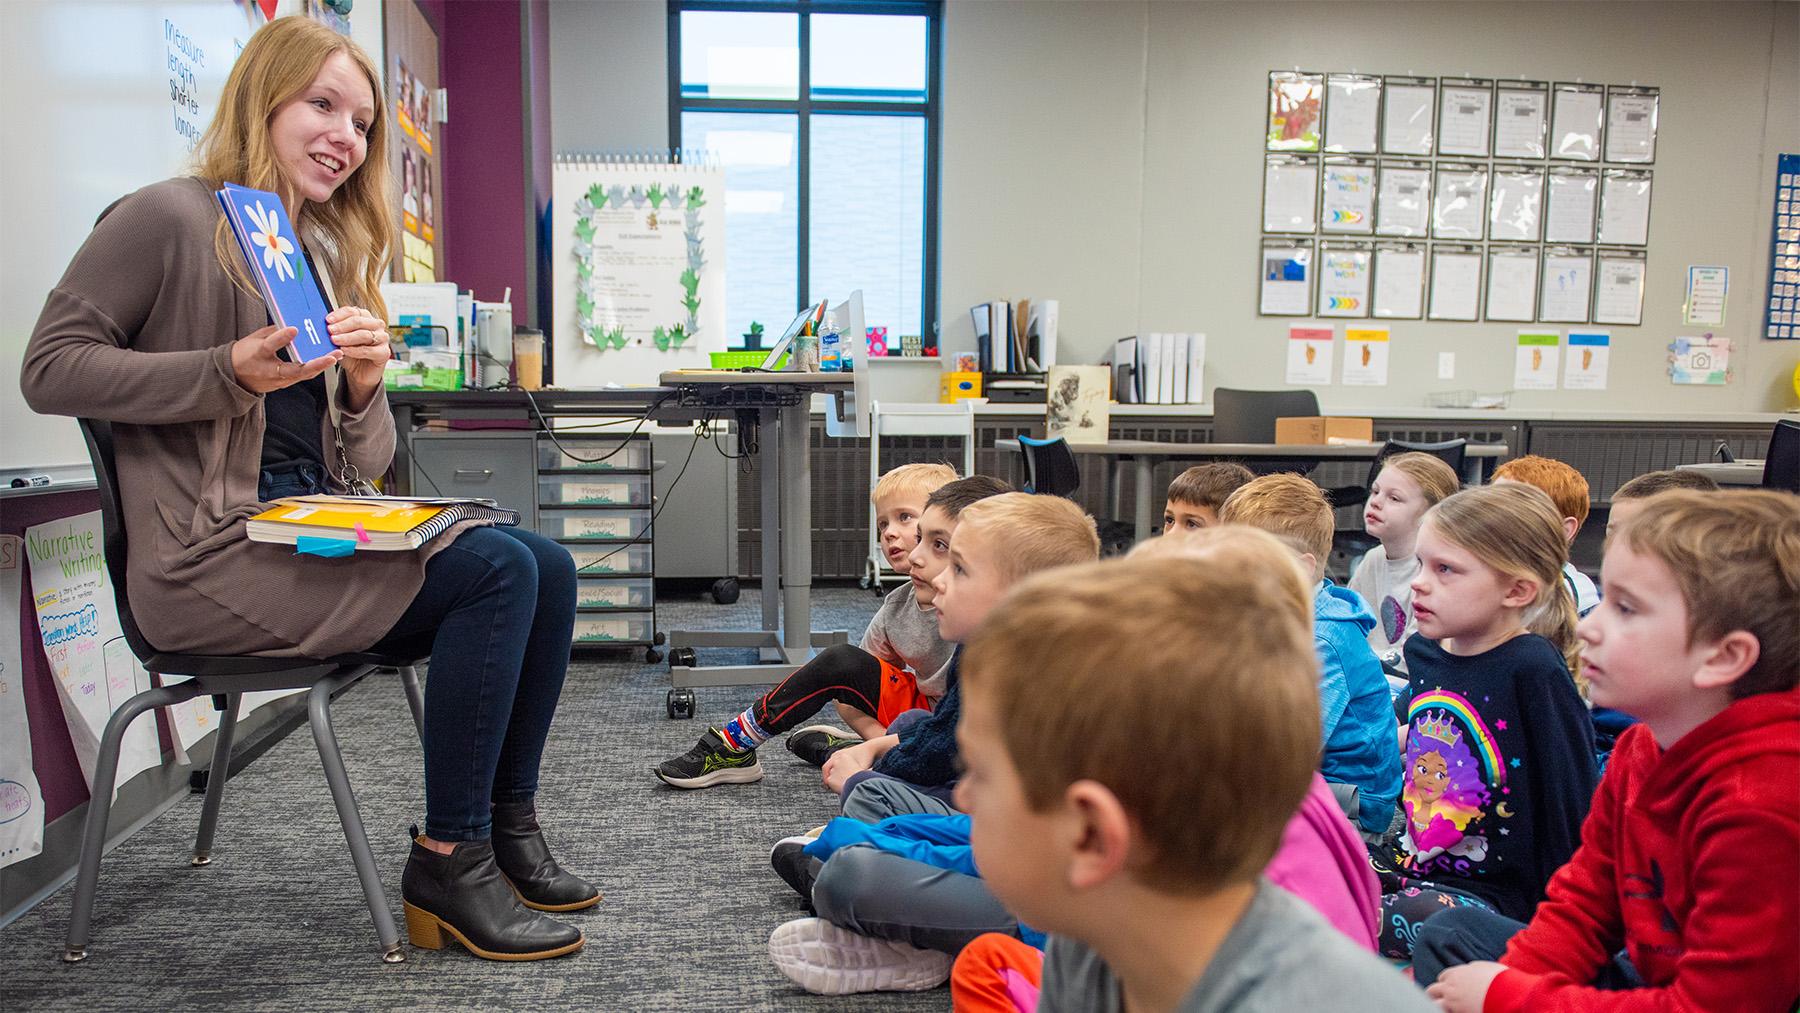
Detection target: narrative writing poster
<box><xmin>25</xmin><ymin>513</ymin><xmax>161</xmax><ymax>801</ymax></box>
<box><xmin>0</xmin><ymin>535</ymin><xmax>45</xmax><ymax>869</ymax></box>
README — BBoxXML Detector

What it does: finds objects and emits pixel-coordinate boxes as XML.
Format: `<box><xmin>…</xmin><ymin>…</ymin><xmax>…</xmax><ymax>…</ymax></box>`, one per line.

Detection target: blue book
<box><xmin>215</xmin><ymin>182</ymin><xmax>335</xmax><ymax>363</ymax></box>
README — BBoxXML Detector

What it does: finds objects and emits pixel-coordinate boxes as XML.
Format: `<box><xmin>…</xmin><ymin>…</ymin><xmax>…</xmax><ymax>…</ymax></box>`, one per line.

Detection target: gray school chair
<box><xmin>1210</xmin><ymin>387</ymin><xmax>1321</xmax><ymax>476</ymax></box>
<box><xmin>66</xmin><ymin>419</ymin><xmax>428</xmax><ymax>964</ymax></box>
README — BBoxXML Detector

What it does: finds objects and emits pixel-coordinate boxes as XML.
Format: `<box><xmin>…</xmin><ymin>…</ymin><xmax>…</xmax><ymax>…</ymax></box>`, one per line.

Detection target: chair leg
<box><xmin>398</xmin><ymin>666</ymin><xmax>425</xmax><ymax>741</ymax></box>
<box><xmin>191</xmin><ymin>693</ymin><xmax>242</xmax><ymax>866</ymax></box>
<box><xmin>64</xmin><ymin>683</ymin><xmax>201</xmax><ymax>963</ymax></box>
<box><xmin>308</xmin><ymin>669</ymin><xmax>406</xmax><ymax>964</ymax></box>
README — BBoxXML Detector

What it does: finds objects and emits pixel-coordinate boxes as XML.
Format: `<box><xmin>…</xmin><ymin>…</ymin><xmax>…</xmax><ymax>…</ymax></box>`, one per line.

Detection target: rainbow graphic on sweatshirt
<box><xmin>1408</xmin><ymin>688</ymin><xmax>1506</xmax><ymax>787</ymax></box>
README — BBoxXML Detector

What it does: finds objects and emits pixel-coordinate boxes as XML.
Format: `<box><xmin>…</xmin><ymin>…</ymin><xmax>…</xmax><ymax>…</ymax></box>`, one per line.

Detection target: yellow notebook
<box><xmin>247</xmin><ymin>495</ymin><xmax>520</xmax><ymax>551</ymax></box>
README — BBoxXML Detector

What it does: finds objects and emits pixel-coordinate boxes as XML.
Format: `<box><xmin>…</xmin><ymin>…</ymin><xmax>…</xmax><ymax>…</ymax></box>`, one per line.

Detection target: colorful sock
<box><xmin>720</xmin><ymin>709</ymin><xmax>770</xmax><ymax>751</ymax></box>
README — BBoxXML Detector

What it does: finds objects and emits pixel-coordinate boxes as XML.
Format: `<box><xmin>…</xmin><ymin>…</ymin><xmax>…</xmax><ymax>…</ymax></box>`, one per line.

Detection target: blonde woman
<box><xmin>21</xmin><ymin>17</ymin><xmax>592</xmax><ymax>961</ymax></box>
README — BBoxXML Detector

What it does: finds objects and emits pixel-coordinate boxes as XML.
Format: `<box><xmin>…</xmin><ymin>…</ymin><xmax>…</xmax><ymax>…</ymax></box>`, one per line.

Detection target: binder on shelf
<box><xmin>1186</xmin><ymin>332</ymin><xmax>1207</xmax><ymax>403</ymax></box>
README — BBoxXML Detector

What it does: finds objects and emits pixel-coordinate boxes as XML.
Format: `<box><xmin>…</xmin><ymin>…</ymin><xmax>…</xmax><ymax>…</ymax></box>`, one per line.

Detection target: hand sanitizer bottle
<box><xmin>818</xmin><ymin>312</ymin><xmax>842</xmax><ymax>372</ymax></box>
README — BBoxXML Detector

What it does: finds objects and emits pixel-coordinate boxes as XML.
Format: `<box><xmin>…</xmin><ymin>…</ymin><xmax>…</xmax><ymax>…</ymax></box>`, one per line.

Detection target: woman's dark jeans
<box><xmin>369</xmin><ymin>525</ymin><xmax>576</xmax><ymax>842</ymax></box>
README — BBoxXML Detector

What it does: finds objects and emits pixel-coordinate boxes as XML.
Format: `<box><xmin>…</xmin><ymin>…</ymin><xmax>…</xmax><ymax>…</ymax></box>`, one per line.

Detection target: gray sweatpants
<box><xmin>811</xmin><ymin>845</ymin><xmax>1018</xmax><ymax>955</ymax></box>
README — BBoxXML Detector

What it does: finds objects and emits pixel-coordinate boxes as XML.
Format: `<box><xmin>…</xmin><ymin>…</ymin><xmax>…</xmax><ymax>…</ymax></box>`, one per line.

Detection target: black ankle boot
<box><xmin>491</xmin><ymin>800</ymin><xmax>602</xmax><ymax>912</ymax></box>
<box><xmin>401</xmin><ymin>830</ymin><xmax>584</xmax><ymax>960</ymax></box>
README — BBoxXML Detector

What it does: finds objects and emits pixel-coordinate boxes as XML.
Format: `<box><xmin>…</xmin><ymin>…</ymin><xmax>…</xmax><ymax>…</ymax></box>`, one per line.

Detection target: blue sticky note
<box><xmin>295</xmin><ymin>536</ymin><xmax>356</xmax><ymax>558</ymax></box>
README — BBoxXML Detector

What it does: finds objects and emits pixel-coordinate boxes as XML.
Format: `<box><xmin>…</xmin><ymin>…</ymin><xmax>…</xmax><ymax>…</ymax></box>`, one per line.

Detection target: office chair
<box><xmin>1211</xmin><ymin>387</ymin><xmax>1322</xmax><ymax>475</ymax></box>
<box><xmin>65</xmin><ymin>419</ymin><xmax>428</xmax><ymax>964</ymax></box>
<box><xmin>1013</xmin><ymin>436</ymin><xmax>1135</xmax><ymax>555</ymax></box>
<box><xmin>1762</xmin><ymin>418</ymin><xmax>1800</xmax><ymax>493</ymax></box>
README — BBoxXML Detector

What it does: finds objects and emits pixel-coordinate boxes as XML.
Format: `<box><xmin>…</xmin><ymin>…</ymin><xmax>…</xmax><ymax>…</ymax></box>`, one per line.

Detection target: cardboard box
<box><xmin>1273</xmin><ymin>416</ymin><xmax>1374</xmax><ymax>445</ymax></box>
<box><xmin>940</xmin><ymin>371</ymin><xmax>983</xmax><ymax>403</ymax></box>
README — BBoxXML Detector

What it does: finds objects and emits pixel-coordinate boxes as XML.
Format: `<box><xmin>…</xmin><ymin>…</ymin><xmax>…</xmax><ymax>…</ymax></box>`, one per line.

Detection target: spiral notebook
<box><xmin>247</xmin><ymin>495</ymin><xmax>520</xmax><ymax>551</ymax></box>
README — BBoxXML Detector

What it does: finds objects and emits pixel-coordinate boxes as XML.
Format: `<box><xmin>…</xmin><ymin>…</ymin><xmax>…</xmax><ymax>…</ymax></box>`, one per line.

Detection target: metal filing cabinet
<box><xmin>537</xmin><ymin>432</ymin><xmax>662</xmax><ymax>662</ymax></box>
<box><xmin>410</xmin><ymin>432</ymin><xmax>538</xmax><ymax>529</ymax></box>
<box><xmin>649</xmin><ymin>426</ymin><xmax>740</xmax><ymax>604</ymax></box>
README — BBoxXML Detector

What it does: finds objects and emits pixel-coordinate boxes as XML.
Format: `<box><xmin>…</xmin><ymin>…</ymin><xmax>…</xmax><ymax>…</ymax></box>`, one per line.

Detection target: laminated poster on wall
<box><xmin>0</xmin><ymin>534</ymin><xmax>46</xmax><ymax>869</ymax></box>
<box><xmin>1514</xmin><ymin>331</ymin><xmax>1561</xmax><ymax>391</ymax></box>
<box><xmin>1286</xmin><ymin>325</ymin><xmax>1335</xmax><ymax>385</ymax></box>
<box><xmin>1563</xmin><ymin>331</ymin><xmax>1611</xmax><ymax>390</ymax></box>
<box><xmin>1684</xmin><ymin>266</ymin><xmax>1728</xmax><ymax>326</ymax></box>
<box><xmin>1341</xmin><ymin>327</ymin><xmax>1390</xmax><ymax>386</ymax></box>
<box><xmin>1668</xmin><ymin>334</ymin><xmax>1732</xmax><ymax>385</ymax></box>
<box><xmin>1317</xmin><ymin>244</ymin><xmax>1373</xmax><ymax>318</ymax></box>
<box><xmin>23</xmin><ymin>512</ymin><xmax>161</xmax><ymax>802</ymax></box>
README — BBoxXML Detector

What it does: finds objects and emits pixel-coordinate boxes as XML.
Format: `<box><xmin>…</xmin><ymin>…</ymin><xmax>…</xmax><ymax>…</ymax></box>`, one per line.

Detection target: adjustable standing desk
<box><xmin>656</xmin><ymin>372</ymin><xmax>857</xmax><ymax>713</ymax></box>
<box><xmin>391</xmin><ymin>376</ymin><xmax>855</xmax><ymax>717</ymax></box>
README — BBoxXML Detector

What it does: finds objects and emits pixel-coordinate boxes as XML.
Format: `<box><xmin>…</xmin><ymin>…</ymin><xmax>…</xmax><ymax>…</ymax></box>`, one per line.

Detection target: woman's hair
<box><xmin>1378</xmin><ymin>452</ymin><xmax>1461</xmax><ymax>509</ymax></box>
<box><xmin>1424</xmin><ymin>483</ymin><xmax>1582</xmax><ymax>681</ymax></box>
<box><xmin>192</xmin><ymin>16</ymin><xmax>392</xmax><ymax>319</ymax></box>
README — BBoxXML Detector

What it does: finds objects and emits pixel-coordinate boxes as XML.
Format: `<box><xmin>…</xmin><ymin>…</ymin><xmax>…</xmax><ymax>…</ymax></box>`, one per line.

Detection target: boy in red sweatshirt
<box><xmin>1423</xmin><ymin>489</ymin><xmax>1799</xmax><ymax>1012</ymax></box>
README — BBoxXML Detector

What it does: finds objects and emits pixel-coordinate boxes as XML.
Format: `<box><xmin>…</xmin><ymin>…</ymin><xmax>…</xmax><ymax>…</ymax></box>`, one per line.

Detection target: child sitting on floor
<box><xmin>818</xmin><ymin>492</ymin><xmax>1100</xmax><ymax>804</ymax></box>
<box><xmin>1218</xmin><ymin>474</ymin><xmax>1402</xmax><ymax>836</ymax></box>
<box><xmin>948</xmin><ymin>547</ymin><xmax>1430</xmax><ymax>1011</ymax></box>
<box><xmin>1161</xmin><ymin>462</ymin><xmax>1254</xmax><ymax>533</ymax></box>
<box><xmin>652</xmin><ymin>467</ymin><xmax>996</xmax><ymax>788</ymax></box>
<box><xmin>1347</xmin><ymin>452</ymin><xmax>1461</xmax><ymax>676</ymax></box>
<box><xmin>1419</xmin><ymin>489</ymin><xmax>1799</xmax><ymax>1011</ymax></box>
<box><xmin>1603</xmin><ymin>468</ymin><xmax>1718</xmax><ymax>540</ymax></box>
<box><xmin>767</xmin><ymin>493</ymin><xmax>1100</xmax><ymax>994</ymax></box>
<box><xmin>1493</xmin><ymin>454</ymin><xmax>1600</xmax><ymax>616</ymax></box>
<box><xmin>1373</xmin><ymin>483</ymin><xmax>1599</xmax><ymax>963</ymax></box>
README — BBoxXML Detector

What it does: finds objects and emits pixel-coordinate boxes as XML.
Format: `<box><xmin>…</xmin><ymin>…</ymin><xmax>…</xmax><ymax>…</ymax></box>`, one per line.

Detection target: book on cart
<box><xmin>247</xmin><ymin>495</ymin><xmax>520</xmax><ymax>551</ymax></box>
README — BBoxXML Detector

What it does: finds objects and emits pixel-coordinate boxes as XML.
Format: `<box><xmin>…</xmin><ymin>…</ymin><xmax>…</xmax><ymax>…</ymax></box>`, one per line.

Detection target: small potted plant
<box><xmin>741</xmin><ymin>320</ymin><xmax>765</xmax><ymax>350</ymax></box>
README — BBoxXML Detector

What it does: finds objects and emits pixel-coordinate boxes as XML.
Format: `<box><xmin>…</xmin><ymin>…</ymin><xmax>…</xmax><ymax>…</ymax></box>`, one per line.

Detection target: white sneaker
<box><xmin>767</xmin><ymin>917</ymin><xmax>951</xmax><ymax>994</ymax></box>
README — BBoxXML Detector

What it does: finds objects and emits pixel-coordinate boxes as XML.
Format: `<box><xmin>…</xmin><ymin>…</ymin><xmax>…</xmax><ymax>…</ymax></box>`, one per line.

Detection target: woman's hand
<box><xmin>327</xmin><ymin>306</ymin><xmax>392</xmax><ymax>409</ymax></box>
<box><xmin>231</xmin><ymin>323</ymin><xmax>342</xmax><ymax>394</ymax></box>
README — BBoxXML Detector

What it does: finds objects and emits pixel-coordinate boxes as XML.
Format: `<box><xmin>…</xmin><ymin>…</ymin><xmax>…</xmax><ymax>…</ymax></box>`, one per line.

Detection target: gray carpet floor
<box><xmin>2</xmin><ymin>585</ymin><xmax>947</xmax><ymax>1012</ymax></box>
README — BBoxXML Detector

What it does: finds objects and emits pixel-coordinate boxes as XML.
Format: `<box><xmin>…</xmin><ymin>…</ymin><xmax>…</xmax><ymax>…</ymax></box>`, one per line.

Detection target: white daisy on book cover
<box><xmin>216</xmin><ymin>182</ymin><xmax>337</xmax><ymax>363</ymax></box>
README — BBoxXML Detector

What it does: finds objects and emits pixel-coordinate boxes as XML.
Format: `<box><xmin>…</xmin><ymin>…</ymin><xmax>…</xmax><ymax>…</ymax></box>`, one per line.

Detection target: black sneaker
<box><xmin>770</xmin><ymin>836</ymin><xmax>822</xmax><ymax>908</ymax></box>
<box><xmin>785</xmin><ymin>725</ymin><xmax>863</xmax><ymax>767</ymax></box>
<box><xmin>653</xmin><ymin>728</ymin><xmax>764</xmax><ymax>789</ymax></box>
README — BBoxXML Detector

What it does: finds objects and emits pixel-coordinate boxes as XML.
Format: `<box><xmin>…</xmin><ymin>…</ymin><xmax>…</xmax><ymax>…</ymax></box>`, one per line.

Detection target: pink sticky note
<box><xmin>353</xmin><ymin>522</ymin><xmax>371</xmax><ymax>544</ymax></box>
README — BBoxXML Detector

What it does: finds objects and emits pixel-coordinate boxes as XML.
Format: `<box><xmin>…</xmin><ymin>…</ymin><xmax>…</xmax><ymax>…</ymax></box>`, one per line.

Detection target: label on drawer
<box><xmin>575</xmin><ymin>618</ymin><xmax>629</xmax><ymax>642</ymax></box>
<box><xmin>577</xmin><ymin>584</ymin><xmax>636</xmax><ymax>607</ymax></box>
<box><xmin>565</xmin><ymin>481</ymin><xmax>628</xmax><ymax>504</ymax></box>
<box><xmin>564</xmin><ymin>515</ymin><xmax>634</xmax><ymax>539</ymax></box>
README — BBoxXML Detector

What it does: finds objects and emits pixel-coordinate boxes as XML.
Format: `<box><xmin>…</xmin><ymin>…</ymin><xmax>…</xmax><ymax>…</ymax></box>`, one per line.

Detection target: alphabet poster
<box><xmin>0</xmin><ymin>535</ymin><xmax>45</xmax><ymax>868</ymax></box>
<box><xmin>24</xmin><ymin>512</ymin><xmax>161</xmax><ymax>801</ymax></box>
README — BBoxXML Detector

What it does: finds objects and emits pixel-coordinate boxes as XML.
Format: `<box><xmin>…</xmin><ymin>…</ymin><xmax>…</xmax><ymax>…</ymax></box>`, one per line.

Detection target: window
<box><xmin>671</xmin><ymin>1</ymin><xmax>941</xmax><ymax>348</ymax></box>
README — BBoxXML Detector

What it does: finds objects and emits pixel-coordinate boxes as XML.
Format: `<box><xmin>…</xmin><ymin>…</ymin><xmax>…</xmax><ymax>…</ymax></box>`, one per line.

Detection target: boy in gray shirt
<box><xmin>653</xmin><ymin>467</ymin><xmax>980</xmax><ymax>789</ymax></box>
<box><xmin>949</xmin><ymin>529</ymin><xmax>1430</xmax><ymax>1012</ymax></box>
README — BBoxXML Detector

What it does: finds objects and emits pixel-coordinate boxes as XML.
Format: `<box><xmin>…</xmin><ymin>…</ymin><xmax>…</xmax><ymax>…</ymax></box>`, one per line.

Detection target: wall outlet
<box><xmin>1438</xmin><ymin>352</ymin><xmax>1456</xmax><ymax>379</ymax></box>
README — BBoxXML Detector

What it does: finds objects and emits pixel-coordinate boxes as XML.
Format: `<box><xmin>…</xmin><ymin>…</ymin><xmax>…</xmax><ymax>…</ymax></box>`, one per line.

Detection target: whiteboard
<box><xmin>0</xmin><ymin>1</ymin><xmax>384</xmax><ymax>479</ymax></box>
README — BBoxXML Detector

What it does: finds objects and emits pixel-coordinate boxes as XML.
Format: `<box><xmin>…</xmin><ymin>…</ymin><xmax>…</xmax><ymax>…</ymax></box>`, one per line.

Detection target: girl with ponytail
<box><xmin>1369</xmin><ymin>483</ymin><xmax>1599</xmax><ymax>962</ymax></box>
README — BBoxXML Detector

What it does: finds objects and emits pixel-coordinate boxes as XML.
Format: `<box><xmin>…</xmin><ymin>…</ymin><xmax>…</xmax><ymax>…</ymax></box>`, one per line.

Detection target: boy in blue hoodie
<box><xmin>1220</xmin><ymin>474</ymin><xmax>1402</xmax><ymax>835</ymax></box>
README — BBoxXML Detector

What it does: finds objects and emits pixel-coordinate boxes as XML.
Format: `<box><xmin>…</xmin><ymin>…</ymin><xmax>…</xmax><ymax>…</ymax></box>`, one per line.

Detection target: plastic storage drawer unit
<box><xmin>566</xmin><ymin>542</ymin><xmax>653</xmax><ymax>575</ymax></box>
<box><xmin>537</xmin><ymin>508</ymin><xmax>651</xmax><ymax>541</ymax></box>
<box><xmin>538</xmin><ymin>438</ymin><xmax>652</xmax><ymax>472</ymax></box>
<box><xmin>573</xmin><ymin>613</ymin><xmax>654</xmax><ymax>645</ymax></box>
<box><xmin>539</xmin><ymin>472</ymin><xmax>653</xmax><ymax>507</ymax></box>
<box><xmin>575</xmin><ymin>577</ymin><xmax>654</xmax><ymax>610</ymax></box>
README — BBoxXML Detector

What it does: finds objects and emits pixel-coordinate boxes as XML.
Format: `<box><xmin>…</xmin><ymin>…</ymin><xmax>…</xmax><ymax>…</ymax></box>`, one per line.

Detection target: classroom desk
<box><xmin>1675</xmin><ymin>460</ymin><xmax>1767</xmax><ymax>486</ymax></box>
<box><xmin>657</xmin><ymin>372</ymin><xmax>855</xmax><ymax>695</ymax></box>
<box><xmin>996</xmin><ymin>439</ymin><xmax>1510</xmax><ymax>541</ymax></box>
<box><xmin>391</xmin><ymin>376</ymin><xmax>856</xmax><ymax>710</ymax></box>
